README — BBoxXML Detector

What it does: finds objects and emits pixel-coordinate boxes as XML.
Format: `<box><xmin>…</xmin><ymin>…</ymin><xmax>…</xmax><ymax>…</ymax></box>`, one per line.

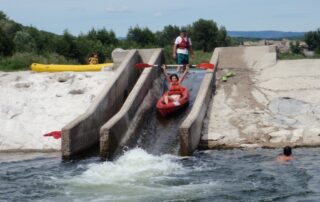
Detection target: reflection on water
<box><xmin>1</xmin><ymin>148</ymin><xmax>320</xmax><ymax>201</ymax></box>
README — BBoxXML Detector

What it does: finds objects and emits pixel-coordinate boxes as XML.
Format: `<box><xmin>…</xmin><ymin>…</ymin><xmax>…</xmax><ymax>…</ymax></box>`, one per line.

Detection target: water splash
<box><xmin>67</xmin><ymin>148</ymin><xmax>185</xmax><ymax>186</ymax></box>
<box><xmin>59</xmin><ymin>148</ymin><xmax>220</xmax><ymax>201</ymax></box>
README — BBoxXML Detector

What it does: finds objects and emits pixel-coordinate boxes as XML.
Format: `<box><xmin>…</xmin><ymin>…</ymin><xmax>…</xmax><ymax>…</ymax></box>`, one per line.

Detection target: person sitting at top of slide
<box><xmin>88</xmin><ymin>53</ymin><xmax>99</xmax><ymax>65</ymax></box>
<box><xmin>277</xmin><ymin>146</ymin><xmax>294</xmax><ymax>162</ymax></box>
<box><xmin>173</xmin><ymin>28</ymin><xmax>194</xmax><ymax>72</ymax></box>
<box><xmin>161</xmin><ymin>64</ymin><xmax>188</xmax><ymax>105</ymax></box>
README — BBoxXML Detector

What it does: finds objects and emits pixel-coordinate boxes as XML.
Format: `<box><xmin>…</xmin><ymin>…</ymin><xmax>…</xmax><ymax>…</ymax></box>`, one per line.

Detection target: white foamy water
<box><xmin>60</xmin><ymin>148</ymin><xmax>218</xmax><ymax>202</ymax></box>
<box><xmin>67</xmin><ymin>148</ymin><xmax>185</xmax><ymax>185</ymax></box>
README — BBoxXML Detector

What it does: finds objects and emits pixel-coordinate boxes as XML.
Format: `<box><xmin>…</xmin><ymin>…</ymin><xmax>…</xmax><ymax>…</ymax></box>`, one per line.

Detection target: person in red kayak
<box><xmin>161</xmin><ymin>64</ymin><xmax>188</xmax><ymax>105</ymax></box>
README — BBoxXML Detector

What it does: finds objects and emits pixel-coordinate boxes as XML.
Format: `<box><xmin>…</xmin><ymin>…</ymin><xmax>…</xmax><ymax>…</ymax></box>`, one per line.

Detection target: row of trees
<box><xmin>304</xmin><ymin>29</ymin><xmax>320</xmax><ymax>53</ymax></box>
<box><xmin>0</xmin><ymin>11</ymin><xmax>118</xmax><ymax>64</ymax></box>
<box><xmin>0</xmin><ymin>10</ymin><xmax>232</xmax><ymax>69</ymax></box>
<box><xmin>286</xmin><ymin>29</ymin><xmax>320</xmax><ymax>56</ymax></box>
<box><xmin>127</xmin><ymin>19</ymin><xmax>231</xmax><ymax>52</ymax></box>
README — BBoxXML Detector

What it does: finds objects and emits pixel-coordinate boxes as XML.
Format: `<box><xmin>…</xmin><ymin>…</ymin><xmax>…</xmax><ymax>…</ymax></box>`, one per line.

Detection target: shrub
<box><xmin>0</xmin><ymin>52</ymin><xmax>77</xmax><ymax>71</ymax></box>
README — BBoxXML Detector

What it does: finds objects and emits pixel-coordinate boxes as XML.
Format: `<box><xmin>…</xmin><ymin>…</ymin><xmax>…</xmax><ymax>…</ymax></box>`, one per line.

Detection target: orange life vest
<box><xmin>168</xmin><ymin>81</ymin><xmax>182</xmax><ymax>95</ymax></box>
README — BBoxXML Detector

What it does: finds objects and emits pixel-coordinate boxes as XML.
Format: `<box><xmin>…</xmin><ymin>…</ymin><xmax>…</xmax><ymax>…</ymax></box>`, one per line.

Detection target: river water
<box><xmin>1</xmin><ymin>148</ymin><xmax>320</xmax><ymax>201</ymax></box>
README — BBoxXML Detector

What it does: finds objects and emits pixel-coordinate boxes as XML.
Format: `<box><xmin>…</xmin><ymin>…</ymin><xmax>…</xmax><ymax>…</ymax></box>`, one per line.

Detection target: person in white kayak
<box><xmin>172</xmin><ymin>28</ymin><xmax>194</xmax><ymax>72</ymax></box>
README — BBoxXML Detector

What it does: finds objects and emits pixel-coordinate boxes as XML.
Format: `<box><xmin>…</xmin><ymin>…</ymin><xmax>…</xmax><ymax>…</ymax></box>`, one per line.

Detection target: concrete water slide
<box><xmin>61</xmin><ymin>49</ymin><xmax>164</xmax><ymax>159</ymax></box>
<box><xmin>99</xmin><ymin>50</ymin><xmax>219</xmax><ymax>159</ymax></box>
<box><xmin>61</xmin><ymin>47</ymin><xmax>218</xmax><ymax>160</ymax></box>
<box><xmin>62</xmin><ymin>46</ymin><xmax>279</xmax><ymax>160</ymax></box>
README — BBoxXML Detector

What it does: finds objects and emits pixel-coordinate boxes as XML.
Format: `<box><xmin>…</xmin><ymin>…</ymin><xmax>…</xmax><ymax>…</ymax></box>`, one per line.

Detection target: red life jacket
<box><xmin>168</xmin><ymin>81</ymin><xmax>182</xmax><ymax>95</ymax></box>
<box><xmin>177</xmin><ymin>37</ymin><xmax>190</xmax><ymax>50</ymax></box>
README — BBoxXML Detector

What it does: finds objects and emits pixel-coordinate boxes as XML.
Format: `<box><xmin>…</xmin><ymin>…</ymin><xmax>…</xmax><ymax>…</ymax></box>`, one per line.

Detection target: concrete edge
<box><xmin>100</xmin><ymin>49</ymin><xmax>164</xmax><ymax>159</ymax></box>
<box><xmin>178</xmin><ymin>48</ymin><xmax>220</xmax><ymax>156</ymax></box>
<box><xmin>61</xmin><ymin>50</ymin><xmax>141</xmax><ymax>159</ymax></box>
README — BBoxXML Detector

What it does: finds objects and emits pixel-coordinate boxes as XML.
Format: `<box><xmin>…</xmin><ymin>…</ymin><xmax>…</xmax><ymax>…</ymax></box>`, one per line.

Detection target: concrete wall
<box><xmin>62</xmin><ymin>50</ymin><xmax>142</xmax><ymax>160</ymax></box>
<box><xmin>217</xmin><ymin>46</ymin><xmax>276</xmax><ymax>69</ymax></box>
<box><xmin>178</xmin><ymin>46</ymin><xmax>277</xmax><ymax>155</ymax></box>
<box><xmin>178</xmin><ymin>48</ymin><xmax>219</xmax><ymax>156</ymax></box>
<box><xmin>100</xmin><ymin>49</ymin><xmax>164</xmax><ymax>159</ymax></box>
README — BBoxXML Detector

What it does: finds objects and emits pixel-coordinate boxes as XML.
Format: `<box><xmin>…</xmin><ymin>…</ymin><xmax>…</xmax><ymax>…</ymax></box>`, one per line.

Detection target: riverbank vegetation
<box><xmin>278</xmin><ymin>30</ymin><xmax>320</xmax><ymax>60</ymax></box>
<box><xmin>0</xmin><ymin>11</ymin><xmax>232</xmax><ymax>71</ymax></box>
<box><xmin>1</xmin><ymin>10</ymin><xmax>320</xmax><ymax>71</ymax></box>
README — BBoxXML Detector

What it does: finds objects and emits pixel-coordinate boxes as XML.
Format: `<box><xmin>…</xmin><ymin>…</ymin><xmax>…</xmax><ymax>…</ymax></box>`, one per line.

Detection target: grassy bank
<box><xmin>0</xmin><ymin>52</ymin><xmax>77</xmax><ymax>71</ymax></box>
<box><xmin>0</xmin><ymin>49</ymin><xmax>214</xmax><ymax>72</ymax></box>
<box><xmin>163</xmin><ymin>46</ymin><xmax>213</xmax><ymax>65</ymax></box>
<box><xmin>278</xmin><ymin>52</ymin><xmax>320</xmax><ymax>60</ymax></box>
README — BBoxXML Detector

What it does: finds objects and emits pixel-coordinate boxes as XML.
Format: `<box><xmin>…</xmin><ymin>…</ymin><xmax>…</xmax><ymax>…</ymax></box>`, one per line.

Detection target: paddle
<box><xmin>135</xmin><ymin>63</ymin><xmax>214</xmax><ymax>70</ymax></box>
<box><xmin>43</xmin><ymin>131</ymin><xmax>62</xmax><ymax>139</ymax></box>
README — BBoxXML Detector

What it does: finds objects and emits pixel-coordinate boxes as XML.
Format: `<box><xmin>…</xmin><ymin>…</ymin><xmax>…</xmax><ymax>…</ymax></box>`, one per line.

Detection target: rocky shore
<box><xmin>0</xmin><ymin>70</ymin><xmax>115</xmax><ymax>151</ymax></box>
<box><xmin>203</xmin><ymin>58</ymin><xmax>320</xmax><ymax>149</ymax></box>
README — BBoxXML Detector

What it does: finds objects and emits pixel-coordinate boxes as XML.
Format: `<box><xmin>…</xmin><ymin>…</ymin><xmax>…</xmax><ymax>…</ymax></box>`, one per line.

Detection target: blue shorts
<box><xmin>177</xmin><ymin>53</ymin><xmax>189</xmax><ymax>65</ymax></box>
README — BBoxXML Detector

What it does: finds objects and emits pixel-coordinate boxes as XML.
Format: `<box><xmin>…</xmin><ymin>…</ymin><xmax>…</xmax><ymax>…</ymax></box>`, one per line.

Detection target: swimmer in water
<box><xmin>277</xmin><ymin>146</ymin><xmax>294</xmax><ymax>162</ymax></box>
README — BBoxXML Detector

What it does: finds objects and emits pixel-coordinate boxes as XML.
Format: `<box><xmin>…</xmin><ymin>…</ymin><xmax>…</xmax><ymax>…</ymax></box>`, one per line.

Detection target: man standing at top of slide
<box><xmin>173</xmin><ymin>28</ymin><xmax>194</xmax><ymax>72</ymax></box>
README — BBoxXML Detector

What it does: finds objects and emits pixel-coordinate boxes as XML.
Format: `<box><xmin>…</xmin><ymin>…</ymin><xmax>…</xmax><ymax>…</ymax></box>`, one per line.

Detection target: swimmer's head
<box><xmin>283</xmin><ymin>146</ymin><xmax>292</xmax><ymax>156</ymax></box>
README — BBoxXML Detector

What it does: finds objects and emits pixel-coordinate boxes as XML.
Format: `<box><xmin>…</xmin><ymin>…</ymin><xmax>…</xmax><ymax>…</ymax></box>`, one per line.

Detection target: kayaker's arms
<box><xmin>161</xmin><ymin>64</ymin><xmax>171</xmax><ymax>82</ymax></box>
<box><xmin>179</xmin><ymin>68</ymin><xmax>188</xmax><ymax>83</ymax></box>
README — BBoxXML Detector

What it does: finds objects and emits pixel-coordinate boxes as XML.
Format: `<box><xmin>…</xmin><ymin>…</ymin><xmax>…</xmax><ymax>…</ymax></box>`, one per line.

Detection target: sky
<box><xmin>1</xmin><ymin>0</ymin><xmax>320</xmax><ymax>37</ymax></box>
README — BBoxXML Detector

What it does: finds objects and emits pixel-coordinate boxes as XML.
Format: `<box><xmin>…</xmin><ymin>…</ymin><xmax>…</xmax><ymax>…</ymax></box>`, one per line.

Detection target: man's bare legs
<box><xmin>176</xmin><ymin>64</ymin><xmax>190</xmax><ymax>73</ymax></box>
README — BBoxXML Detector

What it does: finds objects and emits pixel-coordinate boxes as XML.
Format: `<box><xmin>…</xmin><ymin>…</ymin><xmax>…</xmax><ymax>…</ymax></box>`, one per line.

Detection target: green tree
<box><xmin>217</xmin><ymin>26</ymin><xmax>231</xmax><ymax>47</ymax></box>
<box><xmin>0</xmin><ymin>11</ymin><xmax>8</xmax><ymax>21</ymax></box>
<box><xmin>290</xmin><ymin>41</ymin><xmax>301</xmax><ymax>54</ymax></box>
<box><xmin>304</xmin><ymin>29</ymin><xmax>320</xmax><ymax>53</ymax></box>
<box><xmin>0</xmin><ymin>27</ymin><xmax>14</xmax><ymax>56</ymax></box>
<box><xmin>37</xmin><ymin>32</ymin><xmax>60</xmax><ymax>53</ymax></box>
<box><xmin>56</xmin><ymin>30</ymin><xmax>80</xmax><ymax>60</ymax></box>
<box><xmin>25</xmin><ymin>27</ymin><xmax>55</xmax><ymax>54</ymax></box>
<box><xmin>0</xmin><ymin>20</ymin><xmax>22</xmax><ymax>40</ymax></box>
<box><xmin>13</xmin><ymin>31</ymin><xmax>37</xmax><ymax>52</ymax></box>
<box><xmin>87</xmin><ymin>28</ymin><xmax>98</xmax><ymax>41</ymax></box>
<box><xmin>127</xmin><ymin>26</ymin><xmax>157</xmax><ymax>47</ymax></box>
<box><xmin>157</xmin><ymin>25</ymin><xmax>180</xmax><ymax>46</ymax></box>
<box><xmin>96</xmin><ymin>28</ymin><xmax>118</xmax><ymax>45</ymax></box>
<box><xmin>190</xmin><ymin>19</ymin><xmax>219</xmax><ymax>52</ymax></box>
<box><xmin>82</xmin><ymin>27</ymin><xmax>118</xmax><ymax>62</ymax></box>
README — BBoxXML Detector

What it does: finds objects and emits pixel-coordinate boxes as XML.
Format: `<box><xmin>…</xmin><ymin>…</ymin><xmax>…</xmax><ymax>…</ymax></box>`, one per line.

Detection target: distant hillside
<box><xmin>228</xmin><ymin>31</ymin><xmax>305</xmax><ymax>39</ymax></box>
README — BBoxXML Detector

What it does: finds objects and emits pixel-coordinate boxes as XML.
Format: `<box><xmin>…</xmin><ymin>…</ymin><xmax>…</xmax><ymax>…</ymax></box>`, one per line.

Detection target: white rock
<box><xmin>0</xmin><ymin>71</ymin><xmax>115</xmax><ymax>151</ymax></box>
<box><xmin>302</xmin><ymin>128</ymin><xmax>320</xmax><ymax>145</ymax></box>
<box><xmin>269</xmin><ymin>130</ymin><xmax>292</xmax><ymax>143</ymax></box>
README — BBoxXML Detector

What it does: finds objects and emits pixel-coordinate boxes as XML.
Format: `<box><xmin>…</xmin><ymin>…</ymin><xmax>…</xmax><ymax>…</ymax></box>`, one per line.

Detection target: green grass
<box><xmin>277</xmin><ymin>53</ymin><xmax>305</xmax><ymax>60</ymax></box>
<box><xmin>0</xmin><ymin>49</ymin><xmax>214</xmax><ymax>72</ymax></box>
<box><xmin>0</xmin><ymin>52</ymin><xmax>78</xmax><ymax>71</ymax></box>
<box><xmin>278</xmin><ymin>52</ymin><xmax>320</xmax><ymax>60</ymax></box>
<box><xmin>191</xmin><ymin>50</ymin><xmax>212</xmax><ymax>64</ymax></box>
<box><xmin>163</xmin><ymin>46</ymin><xmax>213</xmax><ymax>65</ymax></box>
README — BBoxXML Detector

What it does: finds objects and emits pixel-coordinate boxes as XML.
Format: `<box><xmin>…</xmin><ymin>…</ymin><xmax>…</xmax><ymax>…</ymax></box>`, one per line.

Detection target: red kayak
<box><xmin>156</xmin><ymin>86</ymin><xmax>189</xmax><ymax>117</ymax></box>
